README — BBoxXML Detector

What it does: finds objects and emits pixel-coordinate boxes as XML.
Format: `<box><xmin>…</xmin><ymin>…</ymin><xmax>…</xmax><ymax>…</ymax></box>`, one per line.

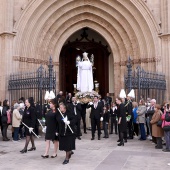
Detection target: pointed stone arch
<box><xmin>13</xmin><ymin>0</ymin><xmax>160</xmax><ymax>95</ymax></box>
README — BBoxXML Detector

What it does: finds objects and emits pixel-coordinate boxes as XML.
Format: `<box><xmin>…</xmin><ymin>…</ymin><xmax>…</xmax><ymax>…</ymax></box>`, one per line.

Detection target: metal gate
<box><xmin>8</xmin><ymin>57</ymin><xmax>56</xmax><ymax>110</ymax></box>
<box><xmin>124</xmin><ymin>57</ymin><xmax>166</xmax><ymax>104</ymax></box>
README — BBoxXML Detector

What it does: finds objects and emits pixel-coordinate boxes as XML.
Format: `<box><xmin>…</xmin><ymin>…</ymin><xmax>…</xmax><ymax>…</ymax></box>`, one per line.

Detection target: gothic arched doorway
<box><xmin>59</xmin><ymin>28</ymin><xmax>110</xmax><ymax>98</ymax></box>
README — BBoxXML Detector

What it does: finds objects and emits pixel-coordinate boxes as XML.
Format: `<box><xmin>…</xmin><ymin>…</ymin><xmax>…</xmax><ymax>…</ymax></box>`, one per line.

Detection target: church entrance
<box><xmin>59</xmin><ymin>28</ymin><xmax>110</xmax><ymax>98</ymax></box>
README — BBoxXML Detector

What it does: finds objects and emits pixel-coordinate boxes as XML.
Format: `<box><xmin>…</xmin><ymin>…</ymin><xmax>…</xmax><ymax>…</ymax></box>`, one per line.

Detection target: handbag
<box><xmin>7</xmin><ymin>110</ymin><xmax>11</xmax><ymax>124</ymax></box>
<box><xmin>163</xmin><ymin>126</ymin><xmax>170</xmax><ymax>131</ymax></box>
<box><xmin>165</xmin><ymin>112</ymin><xmax>170</xmax><ymax>122</ymax></box>
<box><xmin>157</xmin><ymin>120</ymin><xmax>162</xmax><ymax>127</ymax></box>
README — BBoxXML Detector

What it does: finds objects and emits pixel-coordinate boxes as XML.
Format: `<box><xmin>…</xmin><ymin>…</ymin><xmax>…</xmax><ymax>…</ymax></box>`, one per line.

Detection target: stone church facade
<box><xmin>0</xmin><ymin>0</ymin><xmax>170</xmax><ymax>101</ymax></box>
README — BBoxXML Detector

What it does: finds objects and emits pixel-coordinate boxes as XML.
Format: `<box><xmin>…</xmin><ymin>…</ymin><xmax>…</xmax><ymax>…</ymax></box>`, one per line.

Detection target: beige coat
<box><xmin>137</xmin><ymin>105</ymin><xmax>146</xmax><ymax>124</ymax></box>
<box><xmin>150</xmin><ymin>110</ymin><xmax>164</xmax><ymax>137</ymax></box>
<box><xmin>12</xmin><ymin>109</ymin><xmax>22</xmax><ymax>127</ymax></box>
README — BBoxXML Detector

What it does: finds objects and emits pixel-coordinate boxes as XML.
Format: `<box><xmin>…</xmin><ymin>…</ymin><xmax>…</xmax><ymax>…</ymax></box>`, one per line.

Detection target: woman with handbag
<box><xmin>161</xmin><ymin>103</ymin><xmax>170</xmax><ymax>152</ymax></box>
<box><xmin>150</xmin><ymin>104</ymin><xmax>164</xmax><ymax>149</ymax></box>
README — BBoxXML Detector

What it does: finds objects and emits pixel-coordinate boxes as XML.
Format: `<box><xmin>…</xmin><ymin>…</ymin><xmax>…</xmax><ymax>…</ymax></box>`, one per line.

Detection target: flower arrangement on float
<box><xmin>75</xmin><ymin>91</ymin><xmax>99</xmax><ymax>104</ymax></box>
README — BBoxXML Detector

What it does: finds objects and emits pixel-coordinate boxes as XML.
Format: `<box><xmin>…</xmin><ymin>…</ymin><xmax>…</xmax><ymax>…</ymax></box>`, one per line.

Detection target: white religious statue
<box><xmin>77</xmin><ymin>52</ymin><xmax>93</xmax><ymax>92</ymax></box>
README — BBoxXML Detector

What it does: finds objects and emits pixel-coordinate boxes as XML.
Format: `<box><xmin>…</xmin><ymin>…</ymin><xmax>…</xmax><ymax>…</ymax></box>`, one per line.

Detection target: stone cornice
<box><xmin>13</xmin><ymin>56</ymin><xmax>59</xmax><ymax>66</ymax></box>
<box><xmin>158</xmin><ymin>33</ymin><xmax>170</xmax><ymax>38</ymax></box>
<box><xmin>0</xmin><ymin>32</ymin><xmax>16</xmax><ymax>37</ymax></box>
<box><xmin>114</xmin><ymin>57</ymin><xmax>161</xmax><ymax>67</ymax></box>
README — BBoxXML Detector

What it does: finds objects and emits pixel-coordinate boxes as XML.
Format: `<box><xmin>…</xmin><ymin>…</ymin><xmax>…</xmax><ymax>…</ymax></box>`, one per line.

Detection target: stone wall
<box><xmin>0</xmin><ymin>0</ymin><xmax>169</xmax><ymax>101</ymax></box>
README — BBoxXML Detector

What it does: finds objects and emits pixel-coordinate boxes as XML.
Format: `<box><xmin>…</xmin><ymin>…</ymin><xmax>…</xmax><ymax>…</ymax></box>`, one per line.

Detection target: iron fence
<box><xmin>8</xmin><ymin>57</ymin><xmax>56</xmax><ymax>113</ymax></box>
<box><xmin>124</xmin><ymin>57</ymin><xmax>166</xmax><ymax>104</ymax></box>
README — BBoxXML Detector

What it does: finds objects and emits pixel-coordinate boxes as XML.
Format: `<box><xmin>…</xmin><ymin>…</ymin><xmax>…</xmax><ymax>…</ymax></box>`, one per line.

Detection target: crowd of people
<box><xmin>0</xmin><ymin>90</ymin><xmax>170</xmax><ymax>165</ymax></box>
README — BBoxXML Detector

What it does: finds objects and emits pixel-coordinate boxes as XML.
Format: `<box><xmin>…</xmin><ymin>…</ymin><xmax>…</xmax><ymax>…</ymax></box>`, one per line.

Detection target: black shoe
<box><xmin>110</xmin><ymin>132</ymin><xmax>113</xmax><ymax>134</ymax></box>
<box><xmin>20</xmin><ymin>149</ymin><xmax>27</xmax><ymax>153</ymax></box>
<box><xmin>124</xmin><ymin>140</ymin><xmax>127</xmax><ymax>143</ymax></box>
<box><xmin>98</xmin><ymin>137</ymin><xmax>101</xmax><ymax>140</ymax></box>
<box><xmin>117</xmin><ymin>142</ymin><xmax>124</xmax><ymax>146</ymax></box>
<box><xmin>77</xmin><ymin>137</ymin><xmax>81</xmax><ymax>140</ymax></box>
<box><xmin>63</xmin><ymin>159</ymin><xmax>69</xmax><ymax>164</ymax></box>
<box><xmin>117</xmin><ymin>139</ymin><xmax>121</xmax><ymax>142</ymax></box>
<box><xmin>51</xmin><ymin>154</ymin><xmax>57</xmax><ymax>158</ymax></box>
<box><xmin>103</xmin><ymin>136</ymin><xmax>106</xmax><ymax>138</ymax></box>
<box><xmin>28</xmin><ymin>147</ymin><xmax>36</xmax><ymax>151</ymax></box>
<box><xmin>91</xmin><ymin>137</ymin><xmax>94</xmax><ymax>140</ymax></box>
<box><xmin>41</xmin><ymin>155</ymin><xmax>49</xmax><ymax>158</ymax></box>
<box><xmin>127</xmin><ymin>137</ymin><xmax>133</xmax><ymax>139</ymax></box>
<box><xmin>84</xmin><ymin>132</ymin><xmax>87</xmax><ymax>134</ymax></box>
<box><xmin>162</xmin><ymin>149</ymin><xmax>170</xmax><ymax>152</ymax></box>
<box><xmin>155</xmin><ymin>146</ymin><xmax>162</xmax><ymax>149</ymax></box>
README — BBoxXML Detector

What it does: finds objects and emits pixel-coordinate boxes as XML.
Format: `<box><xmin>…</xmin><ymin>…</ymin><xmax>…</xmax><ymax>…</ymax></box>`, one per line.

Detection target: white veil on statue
<box><xmin>77</xmin><ymin>52</ymin><xmax>93</xmax><ymax>92</ymax></box>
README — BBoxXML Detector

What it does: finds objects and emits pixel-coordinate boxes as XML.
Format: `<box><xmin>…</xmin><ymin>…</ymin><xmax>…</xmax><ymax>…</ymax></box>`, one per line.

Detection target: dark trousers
<box><xmin>91</xmin><ymin>118</ymin><xmax>101</xmax><ymax>138</ymax></box>
<box><xmin>13</xmin><ymin>127</ymin><xmax>19</xmax><ymax>141</ymax></box>
<box><xmin>118</xmin><ymin>125</ymin><xmax>126</xmax><ymax>143</ymax></box>
<box><xmin>1</xmin><ymin>125</ymin><xmax>3</xmax><ymax>137</ymax></box>
<box><xmin>81</xmin><ymin>114</ymin><xmax>86</xmax><ymax>133</ymax></box>
<box><xmin>164</xmin><ymin>131</ymin><xmax>170</xmax><ymax>150</ymax></box>
<box><xmin>75</xmin><ymin>118</ymin><xmax>81</xmax><ymax>137</ymax></box>
<box><xmin>139</xmin><ymin>123</ymin><xmax>146</xmax><ymax>140</ymax></box>
<box><xmin>133</xmin><ymin>123</ymin><xmax>139</xmax><ymax>136</ymax></box>
<box><xmin>127</xmin><ymin>119</ymin><xmax>133</xmax><ymax>138</ymax></box>
<box><xmin>2</xmin><ymin>124</ymin><xmax>8</xmax><ymax>139</ymax></box>
<box><xmin>19</xmin><ymin>124</ymin><xmax>25</xmax><ymax>138</ymax></box>
<box><xmin>103</xmin><ymin>121</ymin><xmax>109</xmax><ymax>137</ymax></box>
<box><xmin>110</xmin><ymin>117</ymin><xmax>117</xmax><ymax>134</ymax></box>
<box><xmin>156</xmin><ymin>137</ymin><xmax>162</xmax><ymax>148</ymax></box>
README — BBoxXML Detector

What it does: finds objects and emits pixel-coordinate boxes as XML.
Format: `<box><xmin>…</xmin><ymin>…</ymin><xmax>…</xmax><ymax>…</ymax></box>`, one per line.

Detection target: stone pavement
<box><xmin>0</xmin><ymin>128</ymin><xmax>170</xmax><ymax>170</ymax></box>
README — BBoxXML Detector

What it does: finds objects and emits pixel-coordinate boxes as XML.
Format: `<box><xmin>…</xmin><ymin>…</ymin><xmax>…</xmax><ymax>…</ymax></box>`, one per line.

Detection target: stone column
<box><xmin>160</xmin><ymin>0</ymin><xmax>170</xmax><ymax>100</ymax></box>
<box><xmin>0</xmin><ymin>0</ymin><xmax>15</xmax><ymax>100</ymax></box>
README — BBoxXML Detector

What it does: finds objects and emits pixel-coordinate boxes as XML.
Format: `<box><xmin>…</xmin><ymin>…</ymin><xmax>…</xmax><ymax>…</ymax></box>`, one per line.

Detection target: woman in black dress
<box><xmin>20</xmin><ymin>98</ymin><xmax>36</xmax><ymax>153</ymax></box>
<box><xmin>58</xmin><ymin>102</ymin><xmax>76</xmax><ymax>164</ymax></box>
<box><xmin>41</xmin><ymin>98</ymin><xmax>59</xmax><ymax>158</ymax></box>
<box><xmin>1</xmin><ymin>100</ymin><xmax>10</xmax><ymax>141</ymax></box>
<box><xmin>116</xmin><ymin>97</ymin><xmax>127</xmax><ymax>146</ymax></box>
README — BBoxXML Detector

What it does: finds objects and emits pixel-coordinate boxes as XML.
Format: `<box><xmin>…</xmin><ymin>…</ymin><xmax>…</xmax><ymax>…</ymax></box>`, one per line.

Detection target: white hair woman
<box><xmin>12</xmin><ymin>103</ymin><xmax>22</xmax><ymax>141</ymax></box>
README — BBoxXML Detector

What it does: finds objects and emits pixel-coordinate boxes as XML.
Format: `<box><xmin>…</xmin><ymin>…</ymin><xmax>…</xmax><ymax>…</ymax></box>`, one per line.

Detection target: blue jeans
<box><xmin>139</xmin><ymin>123</ymin><xmax>146</xmax><ymax>140</ymax></box>
<box><xmin>13</xmin><ymin>127</ymin><xmax>19</xmax><ymax>141</ymax></box>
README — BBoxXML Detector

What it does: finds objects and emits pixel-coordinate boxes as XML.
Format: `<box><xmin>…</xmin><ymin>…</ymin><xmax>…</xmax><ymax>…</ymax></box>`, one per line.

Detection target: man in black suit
<box><xmin>66</xmin><ymin>93</ymin><xmax>72</xmax><ymax>104</ymax></box>
<box><xmin>125</xmin><ymin>96</ymin><xmax>133</xmax><ymax>139</ymax></box>
<box><xmin>104</xmin><ymin>93</ymin><xmax>112</xmax><ymax>106</ymax></box>
<box><xmin>68</xmin><ymin>97</ymin><xmax>82</xmax><ymax>140</ymax></box>
<box><xmin>87</xmin><ymin>96</ymin><xmax>103</xmax><ymax>140</ymax></box>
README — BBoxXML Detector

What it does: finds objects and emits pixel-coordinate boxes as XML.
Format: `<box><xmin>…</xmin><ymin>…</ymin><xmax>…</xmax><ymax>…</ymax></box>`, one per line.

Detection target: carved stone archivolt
<box><xmin>13</xmin><ymin>56</ymin><xmax>59</xmax><ymax>66</ymax></box>
<box><xmin>114</xmin><ymin>57</ymin><xmax>161</xmax><ymax>66</ymax></box>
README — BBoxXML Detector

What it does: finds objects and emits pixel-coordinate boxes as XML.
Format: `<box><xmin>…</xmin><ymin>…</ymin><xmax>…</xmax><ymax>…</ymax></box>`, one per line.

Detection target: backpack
<box><xmin>165</xmin><ymin>112</ymin><xmax>170</xmax><ymax>122</ymax></box>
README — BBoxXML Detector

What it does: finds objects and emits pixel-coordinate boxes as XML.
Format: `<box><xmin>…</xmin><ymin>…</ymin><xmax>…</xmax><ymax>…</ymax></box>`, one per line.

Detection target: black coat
<box><xmin>45</xmin><ymin>109</ymin><xmax>59</xmax><ymax>141</ymax></box>
<box><xmin>117</xmin><ymin>103</ymin><xmax>127</xmax><ymax>132</ymax></box>
<box><xmin>87</xmin><ymin>102</ymin><xmax>103</xmax><ymax>119</ymax></box>
<box><xmin>104</xmin><ymin>96</ymin><xmax>112</xmax><ymax>106</ymax></box>
<box><xmin>68</xmin><ymin>103</ymin><xmax>82</xmax><ymax>120</ymax></box>
<box><xmin>57</xmin><ymin>110</ymin><xmax>76</xmax><ymax>137</ymax></box>
<box><xmin>125</xmin><ymin>100</ymin><xmax>133</xmax><ymax>119</ymax></box>
<box><xmin>66</xmin><ymin>96</ymin><xmax>72</xmax><ymax>104</ymax></box>
<box><xmin>103</xmin><ymin>111</ymin><xmax>110</xmax><ymax>123</ymax></box>
<box><xmin>22</xmin><ymin>106</ymin><xmax>36</xmax><ymax>136</ymax></box>
<box><xmin>147</xmin><ymin>106</ymin><xmax>155</xmax><ymax>120</ymax></box>
<box><xmin>1</xmin><ymin>106</ymin><xmax>9</xmax><ymax>125</ymax></box>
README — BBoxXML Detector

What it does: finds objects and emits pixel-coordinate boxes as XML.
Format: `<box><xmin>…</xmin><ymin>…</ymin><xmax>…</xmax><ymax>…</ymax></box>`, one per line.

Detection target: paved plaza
<box><xmin>0</xmin><ymin>127</ymin><xmax>170</xmax><ymax>170</ymax></box>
